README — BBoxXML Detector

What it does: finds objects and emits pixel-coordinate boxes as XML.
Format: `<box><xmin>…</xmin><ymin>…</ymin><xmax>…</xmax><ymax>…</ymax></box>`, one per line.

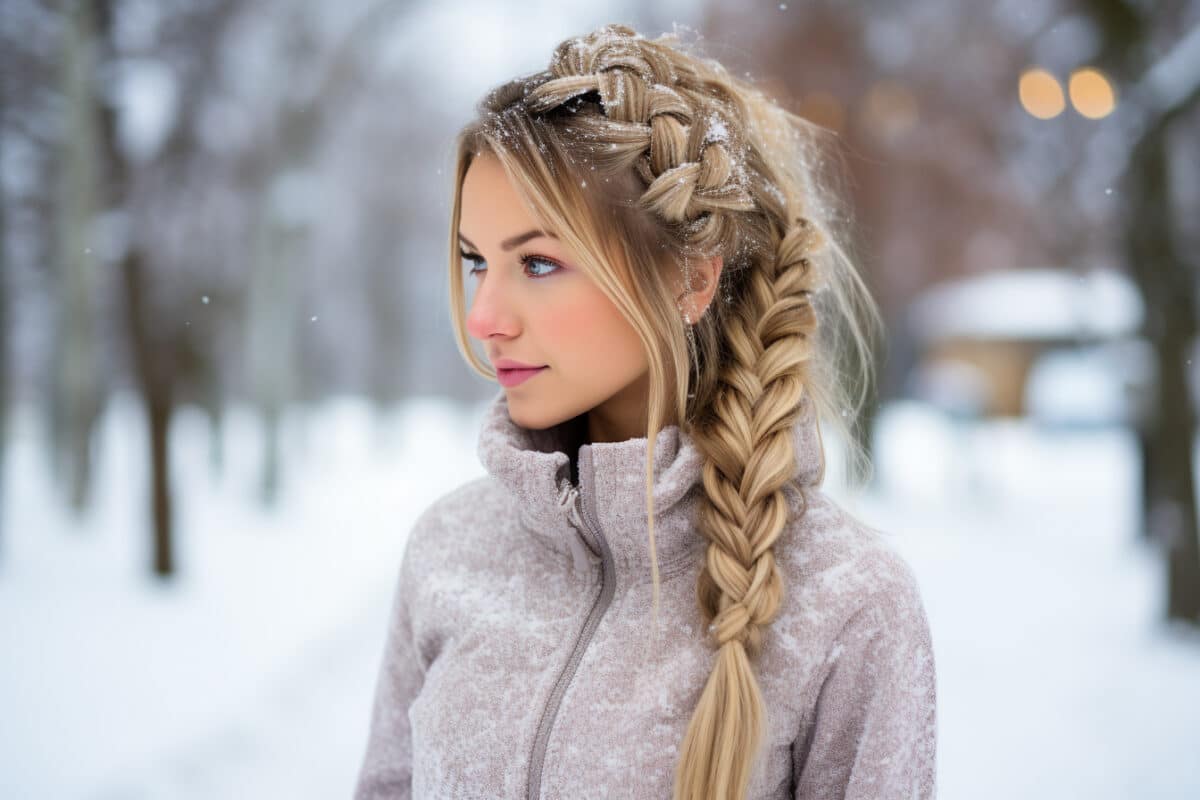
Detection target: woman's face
<box><xmin>459</xmin><ymin>153</ymin><xmax>651</xmax><ymax>442</ymax></box>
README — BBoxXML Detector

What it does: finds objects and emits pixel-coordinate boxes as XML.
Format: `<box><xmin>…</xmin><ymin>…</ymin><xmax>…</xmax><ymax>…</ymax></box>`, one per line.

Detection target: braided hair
<box><xmin>447</xmin><ymin>23</ymin><xmax>881</xmax><ymax>800</ymax></box>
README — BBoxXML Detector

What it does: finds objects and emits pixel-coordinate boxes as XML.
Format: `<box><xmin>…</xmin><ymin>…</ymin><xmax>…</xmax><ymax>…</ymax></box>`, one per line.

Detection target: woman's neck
<box><xmin>563</xmin><ymin>412</ymin><xmax>589</xmax><ymax>487</ymax></box>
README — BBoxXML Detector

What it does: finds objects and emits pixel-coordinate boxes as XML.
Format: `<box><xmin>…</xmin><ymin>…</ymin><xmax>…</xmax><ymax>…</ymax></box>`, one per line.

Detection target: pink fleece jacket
<box><xmin>354</xmin><ymin>388</ymin><xmax>937</xmax><ymax>798</ymax></box>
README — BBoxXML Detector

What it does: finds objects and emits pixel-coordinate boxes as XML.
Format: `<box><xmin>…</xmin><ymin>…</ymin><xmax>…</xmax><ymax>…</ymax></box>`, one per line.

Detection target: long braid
<box><xmin>682</xmin><ymin>215</ymin><xmax>824</xmax><ymax>798</ymax></box>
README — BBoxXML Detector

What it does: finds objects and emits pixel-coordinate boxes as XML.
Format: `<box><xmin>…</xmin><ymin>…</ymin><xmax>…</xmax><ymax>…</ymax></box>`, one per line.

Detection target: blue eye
<box><xmin>520</xmin><ymin>254</ymin><xmax>562</xmax><ymax>279</ymax></box>
<box><xmin>460</xmin><ymin>251</ymin><xmax>486</xmax><ymax>277</ymax></box>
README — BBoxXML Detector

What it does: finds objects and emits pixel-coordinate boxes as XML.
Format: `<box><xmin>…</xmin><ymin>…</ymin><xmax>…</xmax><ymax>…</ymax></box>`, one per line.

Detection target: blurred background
<box><xmin>2</xmin><ymin>0</ymin><xmax>1198</xmax><ymax>797</ymax></box>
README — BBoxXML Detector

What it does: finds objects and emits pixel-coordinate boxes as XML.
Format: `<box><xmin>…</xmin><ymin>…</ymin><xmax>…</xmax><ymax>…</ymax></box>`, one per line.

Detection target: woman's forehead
<box><xmin>460</xmin><ymin>155</ymin><xmax>562</xmax><ymax>243</ymax></box>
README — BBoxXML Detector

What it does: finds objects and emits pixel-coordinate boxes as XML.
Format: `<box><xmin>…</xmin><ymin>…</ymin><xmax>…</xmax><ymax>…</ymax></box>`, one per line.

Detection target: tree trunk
<box><xmin>93</xmin><ymin>0</ymin><xmax>176</xmax><ymax>577</ymax></box>
<box><xmin>1129</xmin><ymin>122</ymin><xmax>1200</xmax><ymax>623</ymax></box>
<box><xmin>0</xmin><ymin>106</ymin><xmax>8</xmax><ymax>558</ymax></box>
<box><xmin>118</xmin><ymin>249</ymin><xmax>175</xmax><ymax>576</ymax></box>
<box><xmin>51</xmin><ymin>0</ymin><xmax>104</xmax><ymax>517</ymax></box>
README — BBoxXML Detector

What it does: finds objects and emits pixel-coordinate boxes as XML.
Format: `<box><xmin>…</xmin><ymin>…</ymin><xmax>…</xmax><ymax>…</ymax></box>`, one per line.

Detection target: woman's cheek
<box><xmin>539</xmin><ymin>278</ymin><xmax>646</xmax><ymax>380</ymax></box>
<box><xmin>539</xmin><ymin>286</ymin><xmax>605</xmax><ymax>360</ymax></box>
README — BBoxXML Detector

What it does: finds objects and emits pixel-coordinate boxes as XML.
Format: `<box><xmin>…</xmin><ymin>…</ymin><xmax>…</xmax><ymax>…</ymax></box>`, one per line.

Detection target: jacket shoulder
<box><xmin>402</xmin><ymin>475</ymin><xmax>515</xmax><ymax>572</ymax></box>
<box><xmin>777</xmin><ymin>488</ymin><xmax>938</xmax><ymax>797</ymax></box>
<box><xmin>776</xmin><ymin>485</ymin><xmax>930</xmax><ymax>641</ymax></box>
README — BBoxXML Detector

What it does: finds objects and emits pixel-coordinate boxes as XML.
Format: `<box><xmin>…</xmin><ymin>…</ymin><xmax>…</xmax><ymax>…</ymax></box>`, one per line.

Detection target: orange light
<box><xmin>1068</xmin><ymin>67</ymin><xmax>1117</xmax><ymax>118</ymax></box>
<box><xmin>1018</xmin><ymin>68</ymin><xmax>1065</xmax><ymax>119</ymax></box>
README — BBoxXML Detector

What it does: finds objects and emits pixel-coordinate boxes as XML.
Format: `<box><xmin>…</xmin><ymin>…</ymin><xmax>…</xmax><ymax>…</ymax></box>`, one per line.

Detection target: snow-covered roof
<box><xmin>908</xmin><ymin>267</ymin><xmax>1144</xmax><ymax>343</ymax></box>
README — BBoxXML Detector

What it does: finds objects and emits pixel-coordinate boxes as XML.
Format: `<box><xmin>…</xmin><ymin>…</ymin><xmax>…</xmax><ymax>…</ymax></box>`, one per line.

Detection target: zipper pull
<box><xmin>560</xmin><ymin>485</ymin><xmax>593</xmax><ymax>577</ymax></box>
<box><xmin>565</xmin><ymin>487</ymin><xmax>584</xmax><ymax>531</ymax></box>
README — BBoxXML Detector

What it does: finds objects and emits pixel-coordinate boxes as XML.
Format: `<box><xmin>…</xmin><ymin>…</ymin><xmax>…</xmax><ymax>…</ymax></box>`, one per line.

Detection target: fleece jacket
<box><xmin>354</xmin><ymin>388</ymin><xmax>937</xmax><ymax>799</ymax></box>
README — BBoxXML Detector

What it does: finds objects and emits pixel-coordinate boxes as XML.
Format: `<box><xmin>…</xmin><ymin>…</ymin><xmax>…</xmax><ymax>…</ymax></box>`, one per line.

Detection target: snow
<box><xmin>269</xmin><ymin>168</ymin><xmax>321</xmax><ymax>227</ymax></box>
<box><xmin>2</xmin><ymin>392</ymin><xmax>1199</xmax><ymax>798</ymax></box>
<box><xmin>703</xmin><ymin>112</ymin><xmax>730</xmax><ymax>143</ymax></box>
<box><xmin>1024</xmin><ymin>339</ymin><xmax>1153</xmax><ymax>427</ymax></box>
<box><xmin>908</xmin><ymin>267</ymin><xmax>1144</xmax><ymax>343</ymax></box>
<box><xmin>0</xmin><ymin>391</ymin><xmax>488</xmax><ymax>799</ymax></box>
<box><xmin>906</xmin><ymin>357</ymin><xmax>991</xmax><ymax>419</ymax></box>
<box><xmin>864</xmin><ymin>402</ymin><xmax>1200</xmax><ymax>799</ymax></box>
<box><xmin>113</xmin><ymin>58</ymin><xmax>179</xmax><ymax>165</ymax></box>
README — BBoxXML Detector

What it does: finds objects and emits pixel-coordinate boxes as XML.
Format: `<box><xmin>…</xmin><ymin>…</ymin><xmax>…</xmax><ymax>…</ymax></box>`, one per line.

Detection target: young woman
<box><xmin>355</xmin><ymin>23</ymin><xmax>937</xmax><ymax>800</ymax></box>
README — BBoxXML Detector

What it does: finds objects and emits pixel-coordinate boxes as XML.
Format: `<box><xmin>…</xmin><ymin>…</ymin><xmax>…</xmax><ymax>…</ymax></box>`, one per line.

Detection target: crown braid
<box><xmin>523</xmin><ymin>24</ymin><xmax>757</xmax><ymax>256</ymax></box>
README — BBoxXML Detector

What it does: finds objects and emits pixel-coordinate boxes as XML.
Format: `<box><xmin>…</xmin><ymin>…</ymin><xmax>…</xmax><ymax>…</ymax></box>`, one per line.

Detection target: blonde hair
<box><xmin>447</xmin><ymin>23</ymin><xmax>882</xmax><ymax>800</ymax></box>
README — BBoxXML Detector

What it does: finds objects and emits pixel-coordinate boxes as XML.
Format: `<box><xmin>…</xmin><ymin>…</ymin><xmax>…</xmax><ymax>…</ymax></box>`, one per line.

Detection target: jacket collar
<box><xmin>476</xmin><ymin>388</ymin><xmax>826</xmax><ymax>585</ymax></box>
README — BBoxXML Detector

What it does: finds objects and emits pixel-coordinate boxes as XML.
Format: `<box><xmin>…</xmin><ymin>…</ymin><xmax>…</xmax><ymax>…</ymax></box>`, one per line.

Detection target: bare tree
<box><xmin>1081</xmin><ymin>0</ymin><xmax>1200</xmax><ymax>623</ymax></box>
<box><xmin>91</xmin><ymin>0</ymin><xmax>239</xmax><ymax>577</ymax></box>
<box><xmin>0</xmin><ymin>87</ymin><xmax>7</xmax><ymax>558</ymax></box>
<box><xmin>48</xmin><ymin>2</ymin><xmax>106</xmax><ymax>517</ymax></box>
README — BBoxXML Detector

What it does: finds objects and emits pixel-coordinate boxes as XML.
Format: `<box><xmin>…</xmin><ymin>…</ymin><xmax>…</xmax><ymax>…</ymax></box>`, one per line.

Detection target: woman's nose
<box><xmin>465</xmin><ymin>273</ymin><xmax>520</xmax><ymax>341</ymax></box>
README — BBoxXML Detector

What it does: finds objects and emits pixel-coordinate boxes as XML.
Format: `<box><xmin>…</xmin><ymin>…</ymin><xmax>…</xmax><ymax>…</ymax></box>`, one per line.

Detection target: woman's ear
<box><xmin>674</xmin><ymin>254</ymin><xmax>724</xmax><ymax>324</ymax></box>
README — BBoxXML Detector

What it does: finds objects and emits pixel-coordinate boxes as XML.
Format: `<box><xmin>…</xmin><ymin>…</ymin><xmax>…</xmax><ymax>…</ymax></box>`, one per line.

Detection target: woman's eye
<box><xmin>521</xmin><ymin>255</ymin><xmax>561</xmax><ymax>279</ymax></box>
<box><xmin>460</xmin><ymin>251</ymin><xmax>486</xmax><ymax>276</ymax></box>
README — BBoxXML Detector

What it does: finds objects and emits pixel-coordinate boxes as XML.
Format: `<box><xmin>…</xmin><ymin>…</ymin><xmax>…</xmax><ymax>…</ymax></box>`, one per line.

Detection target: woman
<box><xmin>355</xmin><ymin>23</ymin><xmax>937</xmax><ymax>800</ymax></box>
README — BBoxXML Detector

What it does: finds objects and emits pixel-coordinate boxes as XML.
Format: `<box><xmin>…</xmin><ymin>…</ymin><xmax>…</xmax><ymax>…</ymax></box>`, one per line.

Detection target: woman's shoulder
<box><xmin>769</xmin><ymin>487</ymin><xmax>938</xmax><ymax>794</ymax></box>
<box><xmin>775</xmin><ymin>484</ymin><xmax>931</xmax><ymax>641</ymax></box>
<box><xmin>411</xmin><ymin>474</ymin><xmax>511</xmax><ymax>528</ymax></box>
<box><xmin>402</xmin><ymin>475</ymin><xmax>516</xmax><ymax>567</ymax></box>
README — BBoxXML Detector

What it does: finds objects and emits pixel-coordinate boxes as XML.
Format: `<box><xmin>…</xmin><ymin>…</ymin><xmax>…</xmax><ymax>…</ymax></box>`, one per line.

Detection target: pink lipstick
<box><xmin>497</xmin><ymin>366</ymin><xmax>548</xmax><ymax>387</ymax></box>
<box><xmin>492</xmin><ymin>357</ymin><xmax>548</xmax><ymax>388</ymax></box>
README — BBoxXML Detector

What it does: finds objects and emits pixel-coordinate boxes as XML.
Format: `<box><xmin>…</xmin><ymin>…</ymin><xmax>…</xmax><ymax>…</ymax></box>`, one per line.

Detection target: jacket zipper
<box><xmin>526</xmin><ymin>446</ymin><xmax>615</xmax><ymax>800</ymax></box>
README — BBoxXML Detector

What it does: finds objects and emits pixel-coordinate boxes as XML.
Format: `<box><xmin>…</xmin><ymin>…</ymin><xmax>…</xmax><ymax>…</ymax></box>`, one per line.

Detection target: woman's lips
<box><xmin>497</xmin><ymin>366</ymin><xmax>548</xmax><ymax>387</ymax></box>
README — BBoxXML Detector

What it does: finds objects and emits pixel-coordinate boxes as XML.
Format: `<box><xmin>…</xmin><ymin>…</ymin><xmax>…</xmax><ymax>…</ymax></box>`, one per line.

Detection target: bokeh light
<box><xmin>1019</xmin><ymin>67</ymin><xmax>1066</xmax><ymax>119</ymax></box>
<box><xmin>1069</xmin><ymin>66</ymin><xmax>1117</xmax><ymax>119</ymax></box>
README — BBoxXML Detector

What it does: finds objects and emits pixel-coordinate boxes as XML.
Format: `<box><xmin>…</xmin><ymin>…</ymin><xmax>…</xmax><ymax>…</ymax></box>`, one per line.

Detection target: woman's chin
<box><xmin>506</xmin><ymin>395</ymin><xmax>581</xmax><ymax>432</ymax></box>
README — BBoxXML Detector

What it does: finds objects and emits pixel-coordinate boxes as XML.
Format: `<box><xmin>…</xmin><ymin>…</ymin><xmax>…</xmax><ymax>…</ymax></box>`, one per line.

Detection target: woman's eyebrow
<box><xmin>457</xmin><ymin>229</ymin><xmax>557</xmax><ymax>252</ymax></box>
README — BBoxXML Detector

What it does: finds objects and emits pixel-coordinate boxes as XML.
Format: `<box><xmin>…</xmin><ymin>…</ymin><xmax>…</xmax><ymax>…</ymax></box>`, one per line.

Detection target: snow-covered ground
<box><xmin>1</xmin><ymin>392</ymin><xmax>1198</xmax><ymax>799</ymax></box>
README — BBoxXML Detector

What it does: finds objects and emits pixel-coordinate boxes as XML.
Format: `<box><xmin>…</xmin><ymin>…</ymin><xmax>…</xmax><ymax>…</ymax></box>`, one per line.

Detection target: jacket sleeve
<box><xmin>792</xmin><ymin>550</ymin><xmax>938</xmax><ymax>799</ymax></box>
<box><xmin>353</xmin><ymin>533</ymin><xmax>427</xmax><ymax>800</ymax></box>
